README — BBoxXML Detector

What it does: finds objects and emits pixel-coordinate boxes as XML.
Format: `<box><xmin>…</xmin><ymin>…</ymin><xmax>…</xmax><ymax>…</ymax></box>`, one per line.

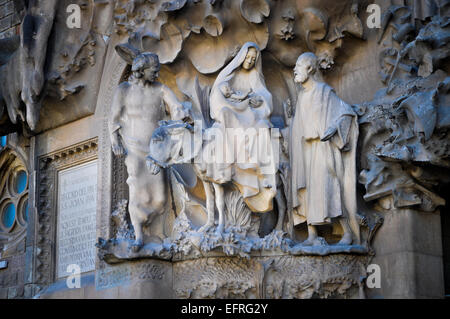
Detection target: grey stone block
<box><xmin>371</xmin><ymin>251</ymin><xmax>444</xmax><ymax>298</ymax></box>
<box><xmin>0</xmin><ymin>288</ymin><xmax>7</xmax><ymax>299</ymax></box>
<box><xmin>4</xmin><ymin>1</ymin><xmax>13</xmax><ymax>16</ymax></box>
<box><xmin>0</xmin><ymin>15</ymin><xmax>11</xmax><ymax>32</ymax></box>
<box><xmin>373</xmin><ymin>209</ymin><xmax>443</xmax><ymax>257</ymax></box>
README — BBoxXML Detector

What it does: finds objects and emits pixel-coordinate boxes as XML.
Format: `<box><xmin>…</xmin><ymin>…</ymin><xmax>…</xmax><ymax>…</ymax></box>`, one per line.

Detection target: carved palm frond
<box><xmin>224</xmin><ymin>190</ymin><xmax>252</xmax><ymax>232</ymax></box>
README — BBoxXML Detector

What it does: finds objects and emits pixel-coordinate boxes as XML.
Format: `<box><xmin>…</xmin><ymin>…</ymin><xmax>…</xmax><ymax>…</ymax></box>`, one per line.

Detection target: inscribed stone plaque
<box><xmin>56</xmin><ymin>160</ymin><xmax>97</xmax><ymax>278</ymax></box>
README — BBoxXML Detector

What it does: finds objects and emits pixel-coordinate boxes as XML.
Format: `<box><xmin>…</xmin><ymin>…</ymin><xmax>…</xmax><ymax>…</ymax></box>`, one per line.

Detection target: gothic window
<box><xmin>0</xmin><ymin>149</ymin><xmax>29</xmax><ymax>237</ymax></box>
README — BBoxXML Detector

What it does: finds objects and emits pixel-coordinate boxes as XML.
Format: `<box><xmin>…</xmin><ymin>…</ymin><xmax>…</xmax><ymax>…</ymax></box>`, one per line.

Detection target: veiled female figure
<box><xmin>204</xmin><ymin>42</ymin><xmax>277</xmax><ymax>213</ymax></box>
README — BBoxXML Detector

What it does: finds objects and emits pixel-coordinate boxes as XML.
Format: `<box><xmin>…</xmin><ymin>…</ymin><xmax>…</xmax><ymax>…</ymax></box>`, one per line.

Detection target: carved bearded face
<box><xmin>294</xmin><ymin>53</ymin><xmax>319</xmax><ymax>84</ymax></box>
<box><xmin>293</xmin><ymin>61</ymin><xmax>310</xmax><ymax>84</ymax></box>
<box><xmin>242</xmin><ymin>47</ymin><xmax>257</xmax><ymax>70</ymax></box>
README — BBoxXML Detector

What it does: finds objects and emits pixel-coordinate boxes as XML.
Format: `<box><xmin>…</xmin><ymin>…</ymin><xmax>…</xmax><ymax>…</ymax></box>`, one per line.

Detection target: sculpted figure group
<box><xmin>110</xmin><ymin>42</ymin><xmax>361</xmax><ymax>251</ymax></box>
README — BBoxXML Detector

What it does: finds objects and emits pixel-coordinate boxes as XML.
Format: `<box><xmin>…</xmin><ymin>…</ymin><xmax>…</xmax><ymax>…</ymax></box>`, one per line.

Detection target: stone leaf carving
<box><xmin>358</xmin><ymin>72</ymin><xmax>449</xmax><ymax>212</ymax></box>
<box><xmin>359</xmin><ymin>5</ymin><xmax>450</xmax><ymax>213</ymax></box>
<box><xmin>240</xmin><ymin>0</ymin><xmax>270</xmax><ymax>24</ymax></box>
<box><xmin>183</xmin><ymin>2</ymin><xmax>270</xmax><ymax>74</ymax></box>
<box><xmin>379</xmin><ymin>5</ymin><xmax>450</xmax><ymax>92</ymax></box>
<box><xmin>114</xmin><ymin>0</ymin><xmax>184</xmax><ymax>65</ymax></box>
<box><xmin>161</xmin><ymin>0</ymin><xmax>188</xmax><ymax>12</ymax></box>
<box><xmin>139</xmin><ymin>23</ymin><xmax>184</xmax><ymax>64</ymax></box>
<box><xmin>203</xmin><ymin>13</ymin><xmax>224</xmax><ymax>37</ymax></box>
<box><xmin>114</xmin><ymin>0</ymin><xmax>168</xmax><ymax>36</ymax></box>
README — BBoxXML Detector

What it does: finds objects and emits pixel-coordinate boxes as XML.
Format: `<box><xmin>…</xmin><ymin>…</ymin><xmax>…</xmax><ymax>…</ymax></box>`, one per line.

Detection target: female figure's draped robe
<box><xmin>290</xmin><ymin>82</ymin><xmax>360</xmax><ymax>243</ymax></box>
<box><xmin>204</xmin><ymin>42</ymin><xmax>277</xmax><ymax>213</ymax></box>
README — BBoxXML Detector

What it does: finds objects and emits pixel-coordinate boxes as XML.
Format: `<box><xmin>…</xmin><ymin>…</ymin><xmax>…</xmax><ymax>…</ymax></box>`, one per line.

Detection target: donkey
<box><xmin>147</xmin><ymin>120</ymin><xmax>228</xmax><ymax>233</ymax></box>
<box><xmin>146</xmin><ymin>120</ymin><xmax>287</xmax><ymax>234</ymax></box>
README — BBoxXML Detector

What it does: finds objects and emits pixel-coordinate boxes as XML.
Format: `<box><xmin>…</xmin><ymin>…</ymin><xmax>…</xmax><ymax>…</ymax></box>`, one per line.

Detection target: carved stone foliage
<box><xmin>35</xmin><ymin>138</ymin><xmax>97</xmax><ymax>288</ymax></box>
<box><xmin>173</xmin><ymin>255</ymin><xmax>368</xmax><ymax>299</ymax></box>
<box><xmin>358</xmin><ymin>5</ymin><xmax>450</xmax><ymax>213</ymax></box>
<box><xmin>110</xmin><ymin>0</ymin><xmax>365</xmax><ymax>116</ymax></box>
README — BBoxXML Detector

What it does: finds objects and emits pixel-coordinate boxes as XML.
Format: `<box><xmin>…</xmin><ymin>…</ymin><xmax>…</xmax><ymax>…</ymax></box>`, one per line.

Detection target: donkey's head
<box><xmin>147</xmin><ymin>120</ymin><xmax>200</xmax><ymax>175</ymax></box>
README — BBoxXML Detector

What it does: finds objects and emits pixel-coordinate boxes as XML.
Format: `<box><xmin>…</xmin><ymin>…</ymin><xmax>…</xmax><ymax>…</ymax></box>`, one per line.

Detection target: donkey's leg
<box><xmin>199</xmin><ymin>180</ymin><xmax>215</xmax><ymax>232</ymax></box>
<box><xmin>212</xmin><ymin>183</ymin><xmax>225</xmax><ymax>233</ymax></box>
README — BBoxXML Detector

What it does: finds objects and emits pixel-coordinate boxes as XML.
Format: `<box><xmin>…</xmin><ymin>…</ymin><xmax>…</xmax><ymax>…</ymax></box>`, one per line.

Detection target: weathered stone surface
<box><xmin>1</xmin><ymin>0</ymin><xmax>449</xmax><ymax>300</ymax></box>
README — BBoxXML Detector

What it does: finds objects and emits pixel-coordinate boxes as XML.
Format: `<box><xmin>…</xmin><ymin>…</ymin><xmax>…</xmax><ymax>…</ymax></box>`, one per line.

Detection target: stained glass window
<box><xmin>2</xmin><ymin>203</ymin><xmax>16</xmax><ymax>229</ymax></box>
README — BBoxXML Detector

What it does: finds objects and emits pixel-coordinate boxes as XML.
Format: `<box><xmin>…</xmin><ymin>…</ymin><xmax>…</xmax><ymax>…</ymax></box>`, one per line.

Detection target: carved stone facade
<box><xmin>34</xmin><ymin>138</ymin><xmax>98</xmax><ymax>293</ymax></box>
<box><xmin>0</xmin><ymin>0</ymin><xmax>449</xmax><ymax>299</ymax></box>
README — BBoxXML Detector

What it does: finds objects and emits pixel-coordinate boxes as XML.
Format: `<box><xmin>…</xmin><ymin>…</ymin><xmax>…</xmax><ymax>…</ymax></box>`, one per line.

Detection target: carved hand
<box><xmin>111</xmin><ymin>134</ymin><xmax>126</xmax><ymax>156</ymax></box>
<box><xmin>321</xmin><ymin>126</ymin><xmax>337</xmax><ymax>142</ymax></box>
<box><xmin>146</xmin><ymin>159</ymin><xmax>161</xmax><ymax>175</ymax></box>
<box><xmin>249</xmin><ymin>95</ymin><xmax>263</xmax><ymax>108</ymax></box>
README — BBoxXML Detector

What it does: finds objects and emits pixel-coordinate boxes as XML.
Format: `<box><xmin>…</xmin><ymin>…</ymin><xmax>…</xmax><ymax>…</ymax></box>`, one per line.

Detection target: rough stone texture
<box><xmin>1</xmin><ymin>0</ymin><xmax>449</xmax><ymax>299</ymax></box>
<box><xmin>0</xmin><ymin>0</ymin><xmax>23</xmax><ymax>39</ymax></box>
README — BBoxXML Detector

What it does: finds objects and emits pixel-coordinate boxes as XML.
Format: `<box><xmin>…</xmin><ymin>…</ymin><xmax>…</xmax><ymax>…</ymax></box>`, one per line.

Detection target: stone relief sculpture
<box><xmin>145</xmin><ymin>42</ymin><xmax>282</xmax><ymax>250</ymax></box>
<box><xmin>205</xmin><ymin>42</ymin><xmax>277</xmax><ymax>217</ymax></box>
<box><xmin>359</xmin><ymin>1</ymin><xmax>449</xmax><ymax>214</ymax></box>
<box><xmin>0</xmin><ymin>0</ymin><xmax>448</xmax><ymax>300</ymax></box>
<box><xmin>290</xmin><ymin>52</ymin><xmax>360</xmax><ymax>246</ymax></box>
<box><xmin>109</xmin><ymin>45</ymin><xmax>191</xmax><ymax>251</ymax></box>
<box><xmin>95</xmin><ymin>0</ymin><xmax>388</xmax><ymax>298</ymax></box>
<box><xmin>0</xmin><ymin>0</ymin><xmax>57</xmax><ymax>134</ymax></box>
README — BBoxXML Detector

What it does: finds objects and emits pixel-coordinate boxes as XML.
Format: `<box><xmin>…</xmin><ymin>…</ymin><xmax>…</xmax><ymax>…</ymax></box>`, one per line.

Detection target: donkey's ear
<box><xmin>115</xmin><ymin>43</ymin><xmax>140</xmax><ymax>65</ymax></box>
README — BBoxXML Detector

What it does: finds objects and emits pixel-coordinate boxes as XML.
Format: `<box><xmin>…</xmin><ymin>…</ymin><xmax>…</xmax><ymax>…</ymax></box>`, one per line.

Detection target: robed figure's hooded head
<box><xmin>210</xmin><ymin>42</ymin><xmax>272</xmax><ymax>123</ymax></box>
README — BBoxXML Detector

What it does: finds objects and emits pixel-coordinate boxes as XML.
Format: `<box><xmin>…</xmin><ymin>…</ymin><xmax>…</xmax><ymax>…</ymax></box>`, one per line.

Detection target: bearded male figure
<box><xmin>110</xmin><ymin>50</ymin><xmax>191</xmax><ymax>250</ymax></box>
<box><xmin>290</xmin><ymin>52</ymin><xmax>360</xmax><ymax>246</ymax></box>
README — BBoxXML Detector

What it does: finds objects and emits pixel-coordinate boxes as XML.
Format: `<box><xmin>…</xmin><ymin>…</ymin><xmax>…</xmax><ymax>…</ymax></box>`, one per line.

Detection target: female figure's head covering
<box><xmin>206</xmin><ymin>42</ymin><xmax>277</xmax><ymax>212</ymax></box>
<box><xmin>210</xmin><ymin>42</ymin><xmax>272</xmax><ymax>122</ymax></box>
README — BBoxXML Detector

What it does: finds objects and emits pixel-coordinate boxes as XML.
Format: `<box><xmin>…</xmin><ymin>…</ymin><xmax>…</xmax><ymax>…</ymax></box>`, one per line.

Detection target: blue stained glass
<box><xmin>2</xmin><ymin>203</ymin><xmax>16</xmax><ymax>229</ymax></box>
<box><xmin>0</xmin><ymin>136</ymin><xmax>6</xmax><ymax>147</ymax></box>
<box><xmin>15</xmin><ymin>171</ymin><xmax>27</xmax><ymax>194</ymax></box>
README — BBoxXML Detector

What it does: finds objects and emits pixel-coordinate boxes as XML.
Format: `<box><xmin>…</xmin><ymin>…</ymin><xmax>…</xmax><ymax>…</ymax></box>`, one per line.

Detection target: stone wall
<box><xmin>0</xmin><ymin>0</ymin><xmax>24</xmax><ymax>39</ymax></box>
<box><xmin>0</xmin><ymin>0</ymin><xmax>29</xmax><ymax>296</ymax></box>
<box><xmin>0</xmin><ymin>0</ymin><xmax>449</xmax><ymax>300</ymax></box>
